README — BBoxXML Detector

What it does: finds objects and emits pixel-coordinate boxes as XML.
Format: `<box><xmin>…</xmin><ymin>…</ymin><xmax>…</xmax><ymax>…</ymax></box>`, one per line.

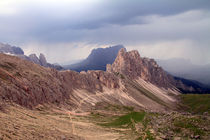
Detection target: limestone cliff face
<box><xmin>107</xmin><ymin>48</ymin><xmax>175</xmax><ymax>88</ymax></box>
<box><xmin>0</xmin><ymin>53</ymin><xmax>119</xmax><ymax>108</ymax></box>
<box><xmin>58</xmin><ymin>70</ymin><xmax>119</xmax><ymax>94</ymax></box>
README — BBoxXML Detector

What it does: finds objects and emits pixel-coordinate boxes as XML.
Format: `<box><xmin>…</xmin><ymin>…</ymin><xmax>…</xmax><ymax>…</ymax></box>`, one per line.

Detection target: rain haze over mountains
<box><xmin>0</xmin><ymin>0</ymin><xmax>210</xmax><ymax>65</ymax></box>
<box><xmin>1</xmin><ymin>0</ymin><xmax>210</xmax><ymax>86</ymax></box>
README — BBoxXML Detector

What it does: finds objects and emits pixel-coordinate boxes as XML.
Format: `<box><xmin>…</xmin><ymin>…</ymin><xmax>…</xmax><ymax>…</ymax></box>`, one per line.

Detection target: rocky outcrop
<box><xmin>28</xmin><ymin>54</ymin><xmax>40</xmax><ymax>64</ymax></box>
<box><xmin>26</xmin><ymin>53</ymin><xmax>63</xmax><ymax>70</ymax></box>
<box><xmin>28</xmin><ymin>53</ymin><xmax>57</xmax><ymax>68</ymax></box>
<box><xmin>0</xmin><ymin>43</ymin><xmax>24</xmax><ymax>55</ymax></box>
<box><xmin>0</xmin><ymin>42</ymin><xmax>63</xmax><ymax>70</ymax></box>
<box><xmin>27</xmin><ymin>53</ymin><xmax>63</xmax><ymax>70</ymax></box>
<box><xmin>39</xmin><ymin>53</ymin><xmax>48</xmax><ymax>67</ymax></box>
<box><xmin>59</xmin><ymin>70</ymin><xmax>119</xmax><ymax>93</ymax></box>
<box><xmin>107</xmin><ymin>48</ymin><xmax>175</xmax><ymax>88</ymax></box>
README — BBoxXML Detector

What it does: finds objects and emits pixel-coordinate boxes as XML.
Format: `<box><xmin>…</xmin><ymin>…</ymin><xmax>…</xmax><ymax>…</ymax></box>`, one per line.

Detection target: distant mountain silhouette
<box><xmin>0</xmin><ymin>42</ymin><xmax>24</xmax><ymax>55</ymax></box>
<box><xmin>157</xmin><ymin>58</ymin><xmax>210</xmax><ymax>86</ymax></box>
<box><xmin>0</xmin><ymin>42</ymin><xmax>63</xmax><ymax>70</ymax></box>
<box><xmin>65</xmin><ymin>45</ymin><xmax>125</xmax><ymax>71</ymax></box>
<box><xmin>174</xmin><ymin>77</ymin><xmax>210</xmax><ymax>94</ymax></box>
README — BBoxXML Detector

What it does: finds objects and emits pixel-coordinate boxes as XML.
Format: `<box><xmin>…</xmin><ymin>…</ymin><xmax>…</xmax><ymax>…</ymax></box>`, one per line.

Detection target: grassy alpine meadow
<box><xmin>180</xmin><ymin>94</ymin><xmax>210</xmax><ymax>114</ymax></box>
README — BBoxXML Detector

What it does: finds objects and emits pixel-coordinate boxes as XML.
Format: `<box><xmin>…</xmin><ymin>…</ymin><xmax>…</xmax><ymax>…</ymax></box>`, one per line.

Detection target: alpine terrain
<box><xmin>0</xmin><ymin>47</ymin><xmax>209</xmax><ymax>140</ymax></box>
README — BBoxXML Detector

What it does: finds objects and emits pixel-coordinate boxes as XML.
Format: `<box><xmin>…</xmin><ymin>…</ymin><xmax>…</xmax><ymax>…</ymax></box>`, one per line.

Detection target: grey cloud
<box><xmin>0</xmin><ymin>0</ymin><xmax>210</xmax><ymax>64</ymax></box>
<box><xmin>1</xmin><ymin>0</ymin><xmax>210</xmax><ymax>35</ymax></box>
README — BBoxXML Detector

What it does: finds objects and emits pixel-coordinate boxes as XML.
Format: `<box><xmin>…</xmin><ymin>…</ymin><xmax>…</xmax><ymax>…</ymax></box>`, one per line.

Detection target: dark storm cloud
<box><xmin>1</xmin><ymin>0</ymin><xmax>210</xmax><ymax>42</ymax></box>
<box><xmin>57</xmin><ymin>0</ymin><xmax>210</xmax><ymax>30</ymax></box>
<box><xmin>92</xmin><ymin>0</ymin><xmax>210</xmax><ymax>27</ymax></box>
<box><xmin>0</xmin><ymin>0</ymin><xmax>210</xmax><ymax>64</ymax></box>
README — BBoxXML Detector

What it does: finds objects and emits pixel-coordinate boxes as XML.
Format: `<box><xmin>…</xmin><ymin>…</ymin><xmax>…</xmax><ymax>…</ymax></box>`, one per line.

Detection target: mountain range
<box><xmin>0</xmin><ymin>48</ymin><xmax>178</xmax><ymax>109</ymax></box>
<box><xmin>0</xmin><ymin>42</ymin><xmax>24</xmax><ymax>55</ymax></box>
<box><xmin>65</xmin><ymin>45</ymin><xmax>210</xmax><ymax>93</ymax></box>
<box><xmin>0</xmin><ymin>44</ymin><xmax>210</xmax><ymax>139</ymax></box>
<box><xmin>0</xmin><ymin>42</ymin><xmax>62</xmax><ymax>70</ymax></box>
<box><xmin>0</xmin><ymin>46</ymin><xmax>209</xmax><ymax>109</ymax></box>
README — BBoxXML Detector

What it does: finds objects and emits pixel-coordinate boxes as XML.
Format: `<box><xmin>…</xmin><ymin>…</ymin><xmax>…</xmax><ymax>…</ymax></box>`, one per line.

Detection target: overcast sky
<box><xmin>0</xmin><ymin>0</ymin><xmax>210</xmax><ymax>64</ymax></box>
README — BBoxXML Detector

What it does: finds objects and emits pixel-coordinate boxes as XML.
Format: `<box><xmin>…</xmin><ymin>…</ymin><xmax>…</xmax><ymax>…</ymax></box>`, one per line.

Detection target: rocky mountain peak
<box><xmin>28</xmin><ymin>54</ymin><xmax>40</xmax><ymax>64</ymax></box>
<box><xmin>107</xmin><ymin>49</ymin><xmax>174</xmax><ymax>88</ymax></box>
<box><xmin>116</xmin><ymin>47</ymin><xmax>126</xmax><ymax>56</ymax></box>
<box><xmin>107</xmin><ymin>48</ymin><xmax>142</xmax><ymax>77</ymax></box>
<box><xmin>0</xmin><ymin>42</ymin><xmax>24</xmax><ymax>55</ymax></box>
<box><xmin>39</xmin><ymin>53</ymin><xmax>48</xmax><ymax>67</ymax></box>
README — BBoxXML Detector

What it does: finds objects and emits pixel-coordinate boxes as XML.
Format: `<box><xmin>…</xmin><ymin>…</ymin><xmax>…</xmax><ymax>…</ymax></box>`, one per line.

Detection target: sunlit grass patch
<box><xmin>180</xmin><ymin>94</ymin><xmax>210</xmax><ymax>114</ymax></box>
<box><xmin>100</xmin><ymin>111</ymin><xmax>145</xmax><ymax>127</ymax></box>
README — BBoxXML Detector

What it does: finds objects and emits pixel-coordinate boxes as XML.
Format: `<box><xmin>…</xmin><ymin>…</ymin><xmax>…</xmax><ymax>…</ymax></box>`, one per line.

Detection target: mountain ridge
<box><xmin>1</xmin><ymin>48</ymin><xmax>209</xmax><ymax>139</ymax></box>
<box><xmin>0</xmin><ymin>52</ymin><xmax>179</xmax><ymax>112</ymax></box>
<box><xmin>65</xmin><ymin>45</ymin><xmax>210</xmax><ymax>93</ymax></box>
<box><xmin>0</xmin><ymin>42</ymin><xmax>63</xmax><ymax>70</ymax></box>
<box><xmin>1</xmin><ymin>47</ymin><xmax>208</xmax><ymax>112</ymax></box>
<box><xmin>107</xmin><ymin>48</ymin><xmax>175</xmax><ymax>88</ymax></box>
<box><xmin>107</xmin><ymin>48</ymin><xmax>210</xmax><ymax>93</ymax></box>
<box><xmin>0</xmin><ymin>42</ymin><xmax>24</xmax><ymax>55</ymax></box>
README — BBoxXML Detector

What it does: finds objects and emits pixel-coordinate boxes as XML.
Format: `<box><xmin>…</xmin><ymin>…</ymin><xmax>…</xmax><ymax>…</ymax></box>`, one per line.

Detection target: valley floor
<box><xmin>0</xmin><ymin>103</ymin><xmax>125</xmax><ymax>140</ymax></box>
<box><xmin>0</xmin><ymin>97</ymin><xmax>209</xmax><ymax>140</ymax></box>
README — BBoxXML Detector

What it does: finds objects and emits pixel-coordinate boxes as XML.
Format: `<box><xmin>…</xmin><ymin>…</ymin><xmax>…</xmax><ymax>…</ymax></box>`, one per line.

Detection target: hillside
<box><xmin>1</xmin><ymin>49</ymin><xmax>208</xmax><ymax>110</ymax></box>
<box><xmin>0</xmin><ymin>52</ymin><xmax>179</xmax><ymax>111</ymax></box>
<box><xmin>0</xmin><ymin>50</ymin><xmax>209</xmax><ymax>139</ymax></box>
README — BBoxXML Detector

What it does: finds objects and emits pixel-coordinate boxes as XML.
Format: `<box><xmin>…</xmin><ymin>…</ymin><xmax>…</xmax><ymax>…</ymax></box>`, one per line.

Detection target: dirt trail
<box><xmin>69</xmin><ymin>120</ymin><xmax>123</xmax><ymax>140</ymax></box>
<box><xmin>0</xmin><ymin>104</ymin><xmax>125</xmax><ymax>140</ymax></box>
<box><xmin>64</xmin><ymin>90</ymin><xmax>124</xmax><ymax>139</ymax></box>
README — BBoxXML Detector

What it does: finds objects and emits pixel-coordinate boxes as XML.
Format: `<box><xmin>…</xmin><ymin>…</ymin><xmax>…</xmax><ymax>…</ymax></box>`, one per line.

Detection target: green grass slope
<box><xmin>180</xmin><ymin>94</ymin><xmax>210</xmax><ymax>114</ymax></box>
